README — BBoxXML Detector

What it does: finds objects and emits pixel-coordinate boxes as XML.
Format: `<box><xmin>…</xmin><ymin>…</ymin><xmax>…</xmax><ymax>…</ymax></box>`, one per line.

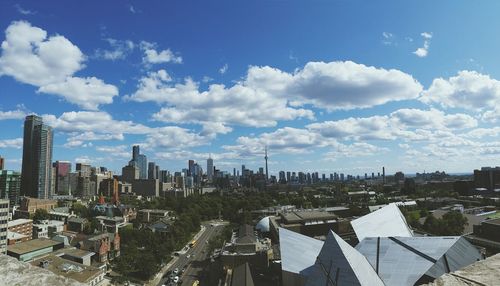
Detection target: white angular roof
<box><xmin>355</xmin><ymin>236</ymin><xmax>482</xmax><ymax>286</ymax></box>
<box><xmin>255</xmin><ymin>216</ymin><xmax>270</xmax><ymax>232</ymax></box>
<box><xmin>351</xmin><ymin>203</ymin><xmax>413</xmax><ymax>241</ymax></box>
<box><xmin>305</xmin><ymin>230</ymin><xmax>384</xmax><ymax>286</ymax></box>
<box><xmin>279</xmin><ymin>228</ymin><xmax>323</xmax><ymax>277</ymax></box>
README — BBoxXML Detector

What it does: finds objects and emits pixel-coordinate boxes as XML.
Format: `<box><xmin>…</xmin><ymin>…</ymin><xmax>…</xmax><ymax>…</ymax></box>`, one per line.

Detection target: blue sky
<box><xmin>1</xmin><ymin>0</ymin><xmax>500</xmax><ymax>176</ymax></box>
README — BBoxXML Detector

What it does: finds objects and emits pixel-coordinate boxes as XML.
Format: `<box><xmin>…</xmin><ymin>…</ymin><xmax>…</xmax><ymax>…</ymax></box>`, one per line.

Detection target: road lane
<box><xmin>158</xmin><ymin>221</ymin><xmax>225</xmax><ymax>286</ymax></box>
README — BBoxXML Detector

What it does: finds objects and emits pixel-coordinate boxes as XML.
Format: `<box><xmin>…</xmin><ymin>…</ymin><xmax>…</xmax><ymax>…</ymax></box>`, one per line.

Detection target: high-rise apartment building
<box><xmin>0</xmin><ymin>170</ymin><xmax>21</xmax><ymax>207</ymax></box>
<box><xmin>21</xmin><ymin>115</ymin><xmax>54</xmax><ymax>199</ymax></box>
<box><xmin>0</xmin><ymin>156</ymin><xmax>4</xmax><ymax>170</ymax></box>
<box><xmin>53</xmin><ymin>161</ymin><xmax>71</xmax><ymax>195</ymax></box>
<box><xmin>0</xmin><ymin>199</ymin><xmax>8</xmax><ymax>254</ymax></box>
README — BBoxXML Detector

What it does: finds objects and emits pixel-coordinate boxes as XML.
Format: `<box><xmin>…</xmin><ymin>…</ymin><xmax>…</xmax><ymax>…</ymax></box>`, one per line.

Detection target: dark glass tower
<box><xmin>20</xmin><ymin>115</ymin><xmax>53</xmax><ymax>199</ymax></box>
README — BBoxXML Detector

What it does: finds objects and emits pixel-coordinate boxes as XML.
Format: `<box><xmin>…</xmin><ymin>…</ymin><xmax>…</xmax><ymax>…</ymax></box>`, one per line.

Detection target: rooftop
<box><xmin>8</xmin><ymin>218</ymin><xmax>33</xmax><ymax>227</ymax></box>
<box><xmin>31</xmin><ymin>255</ymin><xmax>103</xmax><ymax>284</ymax></box>
<box><xmin>0</xmin><ymin>254</ymin><xmax>84</xmax><ymax>286</ymax></box>
<box><xmin>281</xmin><ymin>210</ymin><xmax>337</xmax><ymax>224</ymax></box>
<box><xmin>7</xmin><ymin>238</ymin><xmax>63</xmax><ymax>255</ymax></box>
<box><xmin>56</xmin><ymin>248</ymin><xmax>95</xmax><ymax>259</ymax></box>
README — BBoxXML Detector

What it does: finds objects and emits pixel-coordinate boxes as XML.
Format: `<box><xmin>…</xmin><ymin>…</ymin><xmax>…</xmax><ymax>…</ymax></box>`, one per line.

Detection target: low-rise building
<box><xmin>15</xmin><ymin>197</ymin><xmax>57</xmax><ymax>218</ymax></box>
<box><xmin>221</xmin><ymin>224</ymin><xmax>273</xmax><ymax>270</ymax></box>
<box><xmin>31</xmin><ymin>254</ymin><xmax>105</xmax><ymax>286</ymax></box>
<box><xmin>7</xmin><ymin>231</ymin><xmax>30</xmax><ymax>244</ymax></box>
<box><xmin>95</xmin><ymin>215</ymin><xmax>126</xmax><ymax>233</ymax></box>
<box><xmin>67</xmin><ymin>217</ymin><xmax>88</xmax><ymax>233</ymax></box>
<box><xmin>78</xmin><ymin>232</ymin><xmax>120</xmax><ymax>263</ymax></box>
<box><xmin>7</xmin><ymin>218</ymin><xmax>32</xmax><ymax>239</ymax></box>
<box><xmin>33</xmin><ymin>220</ymin><xmax>65</xmax><ymax>239</ymax></box>
<box><xmin>7</xmin><ymin>238</ymin><xmax>64</xmax><ymax>262</ymax></box>
<box><xmin>138</xmin><ymin>208</ymin><xmax>171</xmax><ymax>223</ymax></box>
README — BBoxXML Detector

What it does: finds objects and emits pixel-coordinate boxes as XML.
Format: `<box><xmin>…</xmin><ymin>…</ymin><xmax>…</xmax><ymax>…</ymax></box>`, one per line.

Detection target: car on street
<box><xmin>173</xmin><ymin>276</ymin><xmax>179</xmax><ymax>283</ymax></box>
<box><xmin>173</xmin><ymin>268</ymin><xmax>179</xmax><ymax>275</ymax></box>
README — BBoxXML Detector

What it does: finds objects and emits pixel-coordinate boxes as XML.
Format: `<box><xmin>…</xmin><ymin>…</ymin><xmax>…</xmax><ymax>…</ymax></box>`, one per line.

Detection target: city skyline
<box><xmin>1</xmin><ymin>1</ymin><xmax>500</xmax><ymax>175</ymax></box>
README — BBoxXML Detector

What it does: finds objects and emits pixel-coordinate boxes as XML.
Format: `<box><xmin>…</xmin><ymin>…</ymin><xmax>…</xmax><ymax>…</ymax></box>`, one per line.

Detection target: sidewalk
<box><xmin>147</xmin><ymin>225</ymin><xmax>206</xmax><ymax>286</ymax></box>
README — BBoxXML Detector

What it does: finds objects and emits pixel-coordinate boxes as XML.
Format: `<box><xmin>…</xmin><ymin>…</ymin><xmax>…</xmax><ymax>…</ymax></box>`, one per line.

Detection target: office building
<box><xmin>0</xmin><ymin>199</ymin><xmax>8</xmax><ymax>254</ymax></box>
<box><xmin>148</xmin><ymin>162</ymin><xmax>158</xmax><ymax>180</ymax></box>
<box><xmin>21</xmin><ymin>115</ymin><xmax>54</xmax><ymax>199</ymax></box>
<box><xmin>0</xmin><ymin>156</ymin><xmax>4</xmax><ymax>170</ymax></box>
<box><xmin>207</xmin><ymin>156</ymin><xmax>214</xmax><ymax>182</ymax></box>
<box><xmin>53</xmin><ymin>161</ymin><xmax>71</xmax><ymax>195</ymax></box>
<box><xmin>129</xmin><ymin>145</ymin><xmax>147</xmax><ymax>179</ymax></box>
<box><xmin>0</xmin><ymin>170</ymin><xmax>21</xmax><ymax>206</ymax></box>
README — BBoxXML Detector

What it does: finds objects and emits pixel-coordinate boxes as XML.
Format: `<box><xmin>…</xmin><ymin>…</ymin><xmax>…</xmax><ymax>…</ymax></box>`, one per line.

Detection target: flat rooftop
<box><xmin>55</xmin><ymin>248</ymin><xmax>95</xmax><ymax>259</ymax></box>
<box><xmin>8</xmin><ymin>238</ymin><xmax>62</xmax><ymax>255</ymax></box>
<box><xmin>31</xmin><ymin>255</ymin><xmax>102</xmax><ymax>283</ymax></box>
<box><xmin>281</xmin><ymin>210</ymin><xmax>337</xmax><ymax>224</ymax></box>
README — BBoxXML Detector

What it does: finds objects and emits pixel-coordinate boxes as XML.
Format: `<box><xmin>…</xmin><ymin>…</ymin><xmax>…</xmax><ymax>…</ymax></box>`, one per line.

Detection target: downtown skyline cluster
<box><xmin>1</xmin><ymin>2</ymin><xmax>500</xmax><ymax>175</ymax></box>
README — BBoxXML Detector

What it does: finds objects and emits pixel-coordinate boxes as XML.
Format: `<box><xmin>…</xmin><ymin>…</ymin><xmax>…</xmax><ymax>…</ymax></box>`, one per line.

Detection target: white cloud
<box><xmin>42</xmin><ymin>111</ymin><xmax>151</xmax><ymax>135</ymax></box>
<box><xmin>128</xmin><ymin>70</ymin><xmax>314</xmax><ymax>132</ymax></box>
<box><xmin>0</xmin><ymin>21</ymin><xmax>118</xmax><ymax>110</ymax></box>
<box><xmin>140</xmin><ymin>41</ymin><xmax>182</xmax><ymax>65</ymax></box>
<box><xmin>421</xmin><ymin>70</ymin><xmax>500</xmax><ymax>111</ymax></box>
<box><xmin>0</xmin><ymin>21</ymin><xmax>84</xmax><ymax>86</ymax></box>
<box><xmin>95</xmin><ymin>145</ymin><xmax>130</xmax><ymax>158</ymax></box>
<box><xmin>95</xmin><ymin>38</ymin><xmax>135</xmax><ymax>61</ymax></box>
<box><xmin>390</xmin><ymin>108</ymin><xmax>477</xmax><ymax>130</ymax></box>
<box><xmin>42</xmin><ymin>111</ymin><xmax>209</xmax><ymax>151</ymax></box>
<box><xmin>307</xmin><ymin>115</ymin><xmax>395</xmax><ymax>141</ymax></box>
<box><xmin>0</xmin><ymin>138</ymin><xmax>23</xmax><ymax>149</ymax></box>
<box><xmin>219</xmin><ymin>63</ymin><xmax>228</xmax><ymax>74</ymax></box>
<box><xmin>38</xmin><ymin>77</ymin><xmax>118</xmax><ymax>110</ymax></box>
<box><xmin>128</xmin><ymin>61</ymin><xmax>421</xmax><ymax>134</ymax></box>
<box><xmin>0</xmin><ymin>109</ymin><xmax>26</xmax><ymax>120</ymax></box>
<box><xmin>413</xmin><ymin>32</ymin><xmax>432</xmax><ymax>57</ymax></box>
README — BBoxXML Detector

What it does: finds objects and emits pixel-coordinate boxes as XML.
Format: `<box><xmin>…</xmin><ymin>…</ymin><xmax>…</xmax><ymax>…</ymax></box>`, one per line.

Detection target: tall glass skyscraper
<box><xmin>129</xmin><ymin>145</ymin><xmax>147</xmax><ymax>179</ymax></box>
<box><xmin>20</xmin><ymin>115</ymin><xmax>54</xmax><ymax>199</ymax></box>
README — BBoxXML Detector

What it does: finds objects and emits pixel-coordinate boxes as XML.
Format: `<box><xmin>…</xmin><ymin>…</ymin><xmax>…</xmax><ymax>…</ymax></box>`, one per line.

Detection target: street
<box><xmin>158</xmin><ymin>221</ymin><xmax>226</xmax><ymax>286</ymax></box>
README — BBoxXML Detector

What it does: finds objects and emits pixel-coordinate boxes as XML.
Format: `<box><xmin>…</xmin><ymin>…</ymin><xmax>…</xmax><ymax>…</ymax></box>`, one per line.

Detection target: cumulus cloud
<box><xmin>140</xmin><ymin>41</ymin><xmax>182</xmax><ymax>65</ymax></box>
<box><xmin>42</xmin><ymin>111</ymin><xmax>208</xmax><ymax>151</ymax></box>
<box><xmin>390</xmin><ymin>108</ymin><xmax>477</xmax><ymax>130</ymax></box>
<box><xmin>127</xmin><ymin>61</ymin><xmax>421</xmax><ymax>133</ymax></box>
<box><xmin>0</xmin><ymin>21</ymin><xmax>118</xmax><ymax>110</ymax></box>
<box><xmin>421</xmin><ymin>71</ymin><xmax>500</xmax><ymax>112</ymax></box>
<box><xmin>38</xmin><ymin>77</ymin><xmax>118</xmax><ymax>110</ymax></box>
<box><xmin>0</xmin><ymin>109</ymin><xmax>26</xmax><ymax>120</ymax></box>
<box><xmin>413</xmin><ymin>32</ymin><xmax>432</xmax><ymax>57</ymax></box>
<box><xmin>0</xmin><ymin>138</ymin><xmax>23</xmax><ymax>148</ymax></box>
<box><xmin>0</xmin><ymin>21</ymin><xmax>84</xmax><ymax>86</ymax></box>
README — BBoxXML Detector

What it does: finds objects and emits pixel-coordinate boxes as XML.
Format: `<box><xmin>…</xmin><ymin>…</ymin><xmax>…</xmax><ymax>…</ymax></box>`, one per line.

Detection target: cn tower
<box><xmin>265</xmin><ymin>146</ymin><xmax>269</xmax><ymax>181</ymax></box>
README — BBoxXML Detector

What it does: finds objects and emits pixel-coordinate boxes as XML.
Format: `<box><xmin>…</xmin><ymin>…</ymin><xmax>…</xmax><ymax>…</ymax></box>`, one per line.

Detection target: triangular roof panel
<box><xmin>351</xmin><ymin>203</ymin><xmax>413</xmax><ymax>241</ymax></box>
<box><xmin>305</xmin><ymin>230</ymin><xmax>384</xmax><ymax>286</ymax></box>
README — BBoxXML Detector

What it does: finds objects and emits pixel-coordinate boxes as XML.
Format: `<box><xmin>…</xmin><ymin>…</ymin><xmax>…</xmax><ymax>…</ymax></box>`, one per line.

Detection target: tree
<box><xmin>33</xmin><ymin>209</ymin><xmax>49</xmax><ymax>222</ymax></box>
<box><xmin>441</xmin><ymin>211</ymin><xmax>467</xmax><ymax>235</ymax></box>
